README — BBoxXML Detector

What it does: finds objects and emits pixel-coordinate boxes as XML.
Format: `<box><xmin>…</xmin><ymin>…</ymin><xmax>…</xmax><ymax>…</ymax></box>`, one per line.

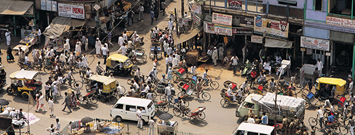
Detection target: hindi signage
<box><xmin>300</xmin><ymin>36</ymin><xmax>330</xmax><ymax>51</ymax></box>
<box><xmin>204</xmin><ymin>22</ymin><xmax>215</xmax><ymax>34</ymax></box>
<box><xmin>58</xmin><ymin>3</ymin><xmax>85</xmax><ymax>19</ymax></box>
<box><xmin>212</xmin><ymin>12</ymin><xmax>233</xmax><ymax>26</ymax></box>
<box><xmin>52</xmin><ymin>1</ymin><xmax>57</xmax><ymax>12</ymax></box>
<box><xmin>41</xmin><ymin>0</ymin><xmax>46</xmax><ymax>10</ymax></box>
<box><xmin>228</xmin><ymin>0</ymin><xmax>242</xmax><ymax>9</ymax></box>
<box><xmin>326</xmin><ymin>16</ymin><xmax>355</xmax><ymax>28</ymax></box>
<box><xmin>192</xmin><ymin>12</ymin><xmax>201</xmax><ymax>26</ymax></box>
<box><xmin>214</xmin><ymin>24</ymin><xmax>232</xmax><ymax>36</ymax></box>
<box><xmin>188</xmin><ymin>1</ymin><xmax>201</xmax><ymax>15</ymax></box>
<box><xmin>232</xmin><ymin>27</ymin><xmax>253</xmax><ymax>35</ymax></box>
<box><xmin>251</xmin><ymin>35</ymin><xmax>263</xmax><ymax>44</ymax></box>
<box><xmin>178</xmin><ymin>18</ymin><xmax>190</xmax><ymax>26</ymax></box>
<box><xmin>254</xmin><ymin>16</ymin><xmax>289</xmax><ymax>39</ymax></box>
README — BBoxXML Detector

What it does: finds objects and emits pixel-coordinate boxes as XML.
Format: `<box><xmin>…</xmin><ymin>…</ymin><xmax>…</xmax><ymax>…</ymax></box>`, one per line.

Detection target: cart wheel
<box><xmin>220</xmin><ymin>99</ymin><xmax>229</xmax><ymax>108</ymax></box>
<box><xmin>172</xmin><ymin>106</ymin><xmax>181</xmax><ymax>117</ymax></box>
<box><xmin>6</xmin><ymin>87</ymin><xmax>13</xmax><ymax>95</ymax></box>
<box><xmin>308</xmin><ymin>117</ymin><xmax>318</xmax><ymax>126</ymax></box>
<box><xmin>184</xmin><ymin>100</ymin><xmax>189</xmax><ymax>107</ymax></box>
<box><xmin>73</xmin><ymin>81</ymin><xmax>82</xmax><ymax>89</ymax></box>
<box><xmin>172</xmin><ymin>75</ymin><xmax>179</xmax><ymax>83</ymax></box>
<box><xmin>210</xmin><ymin>81</ymin><xmax>219</xmax><ymax>90</ymax></box>
<box><xmin>201</xmin><ymin>92</ymin><xmax>211</xmax><ymax>101</ymax></box>
<box><xmin>121</xmin><ymin>86</ymin><xmax>127</xmax><ymax>95</ymax></box>
<box><xmin>198</xmin><ymin>112</ymin><xmax>206</xmax><ymax>120</ymax></box>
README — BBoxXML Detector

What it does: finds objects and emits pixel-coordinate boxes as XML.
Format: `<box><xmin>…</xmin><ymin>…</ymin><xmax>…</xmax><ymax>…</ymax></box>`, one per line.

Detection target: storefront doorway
<box><xmin>333</xmin><ymin>41</ymin><xmax>353</xmax><ymax>72</ymax></box>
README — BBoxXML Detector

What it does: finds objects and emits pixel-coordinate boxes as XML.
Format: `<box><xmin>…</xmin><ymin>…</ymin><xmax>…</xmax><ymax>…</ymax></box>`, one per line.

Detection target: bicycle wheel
<box><xmin>177</xmin><ymin>91</ymin><xmax>185</xmax><ymax>97</ymax></box>
<box><xmin>198</xmin><ymin>112</ymin><xmax>206</xmax><ymax>120</ymax></box>
<box><xmin>173</xmin><ymin>106</ymin><xmax>181</xmax><ymax>116</ymax></box>
<box><xmin>220</xmin><ymin>99</ymin><xmax>229</xmax><ymax>108</ymax></box>
<box><xmin>86</xmin><ymin>85</ymin><xmax>91</xmax><ymax>92</ymax></box>
<box><xmin>152</xmin><ymin>92</ymin><xmax>158</xmax><ymax>99</ymax></box>
<box><xmin>89</xmin><ymin>96</ymin><xmax>98</xmax><ymax>104</ymax></box>
<box><xmin>201</xmin><ymin>92</ymin><xmax>211</xmax><ymax>101</ymax></box>
<box><xmin>73</xmin><ymin>81</ymin><xmax>82</xmax><ymax>89</ymax></box>
<box><xmin>308</xmin><ymin>117</ymin><xmax>318</xmax><ymax>127</ymax></box>
<box><xmin>332</xmin><ymin>123</ymin><xmax>341</xmax><ymax>134</ymax></box>
<box><xmin>209</xmin><ymin>81</ymin><xmax>219</xmax><ymax>90</ymax></box>
<box><xmin>340</xmin><ymin>125</ymin><xmax>349</xmax><ymax>135</ymax></box>
<box><xmin>127</xmin><ymin>79</ymin><xmax>133</xmax><ymax>85</ymax></box>
<box><xmin>162</xmin><ymin>106</ymin><xmax>169</xmax><ymax>113</ymax></box>
<box><xmin>184</xmin><ymin>100</ymin><xmax>189</xmax><ymax>107</ymax></box>
<box><xmin>121</xmin><ymin>86</ymin><xmax>127</xmax><ymax>94</ymax></box>
<box><xmin>109</xmin><ymin>96</ymin><xmax>118</xmax><ymax>104</ymax></box>
<box><xmin>172</xmin><ymin>75</ymin><xmax>179</xmax><ymax>83</ymax></box>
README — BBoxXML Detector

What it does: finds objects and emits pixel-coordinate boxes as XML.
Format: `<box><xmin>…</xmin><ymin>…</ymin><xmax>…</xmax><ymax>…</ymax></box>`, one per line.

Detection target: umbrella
<box><xmin>0</xmin><ymin>99</ymin><xmax>9</xmax><ymax>105</ymax></box>
<box><xmin>158</xmin><ymin>113</ymin><xmax>173</xmax><ymax>120</ymax></box>
<box><xmin>81</xmin><ymin>117</ymin><xmax>93</xmax><ymax>124</ymax></box>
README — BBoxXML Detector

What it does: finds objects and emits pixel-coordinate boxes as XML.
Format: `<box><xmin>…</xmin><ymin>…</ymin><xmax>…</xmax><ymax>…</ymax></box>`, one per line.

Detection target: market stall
<box><xmin>61</xmin><ymin>118</ymin><xmax>125</xmax><ymax>135</ymax></box>
<box><xmin>13</xmin><ymin>31</ymin><xmax>38</xmax><ymax>54</ymax></box>
<box><xmin>157</xmin><ymin>120</ymin><xmax>178</xmax><ymax>135</ymax></box>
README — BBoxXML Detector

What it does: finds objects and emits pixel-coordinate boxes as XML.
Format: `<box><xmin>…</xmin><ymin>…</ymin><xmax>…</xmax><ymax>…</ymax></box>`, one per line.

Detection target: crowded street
<box><xmin>0</xmin><ymin>0</ymin><xmax>354</xmax><ymax>135</ymax></box>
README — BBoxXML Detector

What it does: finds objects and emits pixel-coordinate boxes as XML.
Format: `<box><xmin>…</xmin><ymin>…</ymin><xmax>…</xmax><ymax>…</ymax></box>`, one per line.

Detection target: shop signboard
<box><xmin>228</xmin><ymin>0</ymin><xmax>242</xmax><ymax>9</ymax></box>
<box><xmin>188</xmin><ymin>1</ymin><xmax>202</xmax><ymax>15</ymax></box>
<box><xmin>46</xmin><ymin>0</ymin><xmax>52</xmax><ymax>11</ymax></box>
<box><xmin>254</xmin><ymin>16</ymin><xmax>289</xmax><ymax>39</ymax></box>
<box><xmin>41</xmin><ymin>0</ymin><xmax>46</xmax><ymax>10</ymax></box>
<box><xmin>58</xmin><ymin>3</ymin><xmax>85</xmax><ymax>19</ymax></box>
<box><xmin>52</xmin><ymin>1</ymin><xmax>57</xmax><ymax>12</ymax></box>
<box><xmin>204</xmin><ymin>22</ymin><xmax>215</xmax><ymax>34</ymax></box>
<box><xmin>232</xmin><ymin>27</ymin><xmax>252</xmax><ymax>35</ymax></box>
<box><xmin>192</xmin><ymin>12</ymin><xmax>201</xmax><ymax>26</ymax></box>
<box><xmin>326</xmin><ymin>16</ymin><xmax>355</xmax><ymax>29</ymax></box>
<box><xmin>251</xmin><ymin>35</ymin><xmax>263</xmax><ymax>44</ymax></box>
<box><xmin>232</xmin><ymin>16</ymin><xmax>254</xmax><ymax>27</ymax></box>
<box><xmin>212</xmin><ymin>13</ymin><xmax>233</xmax><ymax>26</ymax></box>
<box><xmin>300</xmin><ymin>36</ymin><xmax>330</xmax><ymax>51</ymax></box>
<box><xmin>178</xmin><ymin>18</ymin><xmax>190</xmax><ymax>26</ymax></box>
<box><xmin>215</xmin><ymin>24</ymin><xmax>232</xmax><ymax>36</ymax></box>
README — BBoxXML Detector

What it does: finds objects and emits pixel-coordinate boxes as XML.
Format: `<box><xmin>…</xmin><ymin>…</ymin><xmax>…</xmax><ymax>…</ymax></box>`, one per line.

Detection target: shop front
<box><xmin>329</xmin><ymin>31</ymin><xmax>354</xmax><ymax>74</ymax></box>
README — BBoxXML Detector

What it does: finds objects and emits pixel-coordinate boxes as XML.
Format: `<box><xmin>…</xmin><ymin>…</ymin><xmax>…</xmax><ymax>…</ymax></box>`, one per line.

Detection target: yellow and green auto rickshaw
<box><xmin>106</xmin><ymin>54</ymin><xmax>135</xmax><ymax>76</ymax></box>
<box><xmin>85</xmin><ymin>75</ymin><xmax>125</xmax><ymax>104</ymax></box>
<box><xmin>7</xmin><ymin>70</ymin><xmax>42</xmax><ymax>101</ymax></box>
<box><xmin>315</xmin><ymin>77</ymin><xmax>346</xmax><ymax>99</ymax></box>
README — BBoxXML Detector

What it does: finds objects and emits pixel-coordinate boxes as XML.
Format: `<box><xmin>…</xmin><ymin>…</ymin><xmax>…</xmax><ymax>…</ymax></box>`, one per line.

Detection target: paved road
<box><xmin>0</xmin><ymin>1</ymin><xmax>326</xmax><ymax>135</ymax></box>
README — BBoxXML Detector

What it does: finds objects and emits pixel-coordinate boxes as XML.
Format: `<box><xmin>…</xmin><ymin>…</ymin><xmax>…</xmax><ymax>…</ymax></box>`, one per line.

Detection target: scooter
<box><xmin>240</xmin><ymin>60</ymin><xmax>253</xmax><ymax>76</ymax></box>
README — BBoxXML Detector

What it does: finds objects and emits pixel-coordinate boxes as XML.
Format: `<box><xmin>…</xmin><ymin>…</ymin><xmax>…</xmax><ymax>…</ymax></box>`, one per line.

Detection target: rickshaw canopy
<box><xmin>316</xmin><ymin>77</ymin><xmax>346</xmax><ymax>86</ymax></box>
<box><xmin>9</xmin><ymin>70</ymin><xmax>39</xmax><ymax>80</ymax></box>
<box><xmin>316</xmin><ymin>77</ymin><xmax>346</xmax><ymax>95</ymax></box>
<box><xmin>106</xmin><ymin>54</ymin><xmax>133</xmax><ymax>68</ymax></box>
<box><xmin>89</xmin><ymin>75</ymin><xmax>116</xmax><ymax>93</ymax></box>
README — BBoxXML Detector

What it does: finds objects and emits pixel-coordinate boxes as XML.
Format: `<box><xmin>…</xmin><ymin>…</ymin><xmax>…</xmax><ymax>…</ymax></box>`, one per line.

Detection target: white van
<box><xmin>110</xmin><ymin>97</ymin><xmax>155</xmax><ymax>122</ymax></box>
<box><xmin>232</xmin><ymin>122</ymin><xmax>275</xmax><ymax>135</ymax></box>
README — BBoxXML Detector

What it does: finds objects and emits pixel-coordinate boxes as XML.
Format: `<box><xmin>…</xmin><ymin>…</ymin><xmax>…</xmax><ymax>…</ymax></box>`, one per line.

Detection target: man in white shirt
<box><xmin>212</xmin><ymin>47</ymin><xmax>218</xmax><ymax>66</ymax></box>
<box><xmin>9</xmin><ymin>108</ymin><xmax>17</xmax><ymax>119</ymax></box>
<box><xmin>75</xmin><ymin>41</ymin><xmax>81</xmax><ymax>55</ymax></box>
<box><xmin>138</xmin><ymin>4</ymin><xmax>144</xmax><ymax>21</ymax></box>
<box><xmin>95</xmin><ymin>38</ymin><xmax>101</xmax><ymax>57</ymax></box>
<box><xmin>167</xmin><ymin>46</ymin><xmax>172</xmax><ymax>56</ymax></box>
<box><xmin>136</xmin><ymin>108</ymin><xmax>143</xmax><ymax>128</ymax></box>
<box><xmin>163</xmin><ymin>41</ymin><xmax>169</xmax><ymax>56</ymax></box>
<box><xmin>5</xmin><ymin>30</ymin><xmax>11</xmax><ymax>46</ymax></box>
<box><xmin>37</xmin><ymin>29</ymin><xmax>42</xmax><ymax>44</ymax></box>
<box><xmin>36</xmin><ymin>92</ymin><xmax>47</xmax><ymax>112</ymax></box>
<box><xmin>165</xmin><ymin>85</ymin><xmax>172</xmax><ymax>104</ymax></box>
<box><xmin>117</xmin><ymin>84</ymin><xmax>123</xmax><ymax>97</ymax></box>
<box><xmin>55</xmin><ymin>118</ymin><xmax>61</xmax><ymax>131</ymax></box>
<box><xmin>191</xmin><ymin>66</ymin><xmax>196</xmax><ymax>74</ymax></box>
<box><xmin>127</xmin><ymin>40</ymin><xmax>133</xmax><ymax>50</ymax></box>
<box><xmin>317</xmin><ymin>107</ymin><xmax>324</xmax><ymax>128</ymax></box>
<box><xmin>207</xmin><ymin>48</ymin><xmax>212</xmax><ymax>57</ymax></box>
<box><xmin>263</xmin><ymin>61</ymin><xmax>272</xmax><ymax>75</ymax></box>
<box><xmin>118</xmin><ymin>44</ymin><xmax>127</xmax><ymax>55</ymax></box>
<box><xmin>101</xmin><ymin>44</ymin><xmax>109</xmax><ymax>64</ymax></box>
<box><xmin>227</xmin><ymin>84</ymin><xmax>236</xmax><ymax>101</ymax></box>
<box><xmin>168</xmin><ymin>18</ymin><xmax>174</xmax><ymax>30</ymax></box>
<box><xmin>247</xmin><ymin>116</ymin><xmax>255</xmax><ymax>123</ymax></box>
<box><xmin>122</xmin><ymin>31</ymin><xmax>128</xmax><ymax>41</ymax></box>
<box><xmin>317</xmin><ymin>59</ymin><xmax>323</xmax><ymax>75</ymax></box>
<box><xmin>148</xmin><ymin>119</ymin><xmax>155</xmax><ymax>135</ymax></box>
<box><xmin>118</xmin><ymin>35</ymin><xmax>125</xmax><ymax>47</ymax></box>
<box><xmin>48</xmin><ymin>97</ymin><xmax>54</xmax><ymax>117</ymax></box>
<box><xmin>172</xmin><ymin>55</ymin><xmax>178</xmax><ymax>68</ymax></box>
<box><xmin>231</xmin><ymin>56</ymin><xmax>239</xmax><ymax>74</ymax></box>
<box><xmin>349</xmin><ymin>78</ymin><xmax>354</xmax><ymax>95</ymax></box>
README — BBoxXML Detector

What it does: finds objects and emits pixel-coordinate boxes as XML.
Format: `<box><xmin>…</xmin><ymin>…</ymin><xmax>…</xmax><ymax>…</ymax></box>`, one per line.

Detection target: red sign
<box><xmin>228</xmin><ymin>0</ymin><xmax>242</xmax><ymax>9</ymax></box>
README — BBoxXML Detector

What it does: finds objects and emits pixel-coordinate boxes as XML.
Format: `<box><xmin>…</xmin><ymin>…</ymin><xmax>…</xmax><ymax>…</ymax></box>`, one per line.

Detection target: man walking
<box><xmin>261</xmin><ymin>112</ymin><xmax>268</xmax><ymax>125</ymax></box>
<box><xmin>138</xmin><ymin>4</ymin><xmax>144</xmax><ymax>21</ymax></box>
<box><xmin>317</xmin><ymin>107</ymin><xmax>324</xmax><ymax>128</ymax></box>
<box><xmin>231</xmin><ymin>55</ymin><xmax>239</xmax><ymax>74</ymax></box>
<box><xmin>136</xmin><ymin>108</ymin><xmax>143</xmax><ymax>128</ymax></box>
<box><xmin>48</xmin><ymin>97</ymin><xmax>54</xmax><ymax>117</ymax></box>
<box><xmin>317</xmin><ymin>59</ymin><xmax>323</xmax><ymax>75</ymax></box>
<box><xmin>313</xmin><ymin>68</ymin><xmax>320</xmax><ymax>84</ymax></box>
<box><xmin>349</xmin><ymin>78</ymin><xmax>354</xmax><ymax>95</ymax></box>
<box><xmin>62</xmin><ymin>92</ymin><xmax>72</xmax><ymax>113</ymax></box>
<box><xmin>148</xmin><ymin>119</ymin><xmax>155</xmax><ymax>135</ymax></box>
<box><xmin>350</xmin><ymin>116</ymin><xmax>355</xmax><ymax>135</ymax></box>
<box><xmin>36</xmin><ymin>92</ymin><xmax>47</xmax><ymax>112</ymax></box>
<box><xmin>5</xmin><ymin>29</ymin><xmax>11</xmax><ymax>46</ymax></box>
<box><xmin>212</xmin><ymin>47</ymin><xmax>218</xmax><ymax>66</ymax></box>
<box><xmin>150</xmin><ymin>9</ymin><xmax>155</xmax><ymax>25</ymax></box>
<box><xmin>101</xmin><ymin>44</ymin><xmax>109</xmax><ymax>64</ymax></box>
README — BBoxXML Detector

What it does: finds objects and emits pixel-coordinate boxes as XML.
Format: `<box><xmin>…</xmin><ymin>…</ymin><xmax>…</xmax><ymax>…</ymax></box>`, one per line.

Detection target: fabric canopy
<box><xmin>174</xmin><ymin>28</ymin><xmax>201</xmax><ymax>44</ymax></box>
<box><xmin>0</xmin><ymin>0</ymin><xmax>33</xmax><ymax>15</ymax></box>
<box><xmin>43</xmin><ymin>17</ymin><xmax>86</xmax><ymax>39</ymax></box>
<box><xmin>264</xmin><ymin>38</ymin><xmax>293</xmax><ymax>48</ymax></box>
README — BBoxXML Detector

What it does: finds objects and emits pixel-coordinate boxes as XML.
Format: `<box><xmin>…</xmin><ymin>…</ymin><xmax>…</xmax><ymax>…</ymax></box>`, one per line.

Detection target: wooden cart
<box><xmin>157</xmin><ymin>121</ymin><xmax>178</xmax><ymax>135</ymax></box>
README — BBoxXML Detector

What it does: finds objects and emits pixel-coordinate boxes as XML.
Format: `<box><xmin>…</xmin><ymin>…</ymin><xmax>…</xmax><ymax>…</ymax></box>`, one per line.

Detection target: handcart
<box><xmin>155</xmin><ymin>100</ymin><xmax>169</xmax><ymax>113</ymax></box>
<box><xmin>150</xmin><ymin>46</ymin><xmax>163</xmax><ymax>60</ymax></box>
<box><xmin>301</xmin><ymin>91</ymin><xmax>322</xmax><ymax>108</ymax></box>
<box><xmin>172</xmin><ymin>68</ymin><xmax>188</xmax><ymax>83</ymax></box>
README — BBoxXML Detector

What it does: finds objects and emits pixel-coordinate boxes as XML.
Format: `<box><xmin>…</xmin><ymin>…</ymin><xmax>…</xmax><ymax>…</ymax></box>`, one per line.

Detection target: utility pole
<box><xmin>181</xmin><ymin>0</ymin><xmax>184</xmax><ymax>18</ymax></box>
<box><xmin>175</xmin><ymin>8</ymin><xmax>179</xmax><ymax>35</ymax></box>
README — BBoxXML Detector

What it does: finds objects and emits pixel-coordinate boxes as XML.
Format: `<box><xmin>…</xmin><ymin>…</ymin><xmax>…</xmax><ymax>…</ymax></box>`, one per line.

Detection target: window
<box><xmin>247</xmin><ymin>132</ymin><xmax>258</xmax><ymax>135</ymax></box>
<box><xmin>243</xmin><ymin>102</ymin><xmax>255</xmax><ymax>109</ymax></box>
<box><xmin>235</xmin><ymin>130</ymin><xmax>245</xmax><ymax>135</ymax></box>
<box><xmin>115</xmin><ymin>104</ymin><xmax>123</xmax><ymax>109</ymax></box>
<box><xmin>126</xmin><ymin>105</ymin><xmax>136</xmax><ymax>112</ymax></box>
<box><xmin>314</xmin><ymin>0</ymin><xmax>322</xmax><ymax>11</ymax></box>
<box><xmin>138</xmin><ymin>106</ymin><xmax>146</xmax><ymax>113</ymax></box>
<box><xmin>147</xmin><ymin>102</ymin><xmax>154</xmax><ymax>112</ymax></box>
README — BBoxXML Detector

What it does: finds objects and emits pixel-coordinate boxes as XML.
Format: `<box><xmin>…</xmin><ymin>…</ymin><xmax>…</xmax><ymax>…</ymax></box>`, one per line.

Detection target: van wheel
<box><xmin>115</xmin><ymin>116</ymin><xmax>122</xmax><ymax>122</ymax></box>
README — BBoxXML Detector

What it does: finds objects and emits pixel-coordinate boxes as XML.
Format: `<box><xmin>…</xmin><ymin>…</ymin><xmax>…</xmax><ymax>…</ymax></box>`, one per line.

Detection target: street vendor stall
<box><xmin>13</xmin><ymin>31</ymin><xmax>38</xmax><ymax>54</ymax></box>
<box><xmin>157</xmin><ymin>120</ymin><xmax>178</xmax><ymax>135</ymax></box>
<box><xmin>61</xmin><ymin>118</ymin><xmax>125</xmax><ymax>135</ymax></box>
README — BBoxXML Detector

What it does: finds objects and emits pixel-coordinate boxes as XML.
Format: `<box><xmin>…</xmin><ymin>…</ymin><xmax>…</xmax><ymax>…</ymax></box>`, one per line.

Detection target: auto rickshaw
<box><xmin>85</xmin><ymin>75</ymin><xmax>121</xmax><ymax>104</ymax></box>
<box><xmin>6</xmin><ymin>70</ymin><xmax>42</xmax><ymax>101</ymax></box>
<box><xmin>315</xmin><ymin>77</ymin><xmax>346</xmax><ymax>99</ymax></box>
<box><xmin>106</xmin><ymin>54</ymin><xmax>134</xmax><ymax>76</ymax></box>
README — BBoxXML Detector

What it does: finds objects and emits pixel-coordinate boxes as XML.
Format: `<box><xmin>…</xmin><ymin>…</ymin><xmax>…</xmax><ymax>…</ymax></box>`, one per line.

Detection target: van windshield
<box><xmin>147</xmin><ymin>102</ymin><xmax>154</xmax><ymax>112</ymax></box>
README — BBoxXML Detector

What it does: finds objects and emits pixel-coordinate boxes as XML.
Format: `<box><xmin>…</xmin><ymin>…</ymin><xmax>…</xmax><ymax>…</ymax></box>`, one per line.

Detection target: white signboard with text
<box><xmin>58</xmin><ymin>3</ymin><xmax>85</xmax><ymax>19</ymax></box>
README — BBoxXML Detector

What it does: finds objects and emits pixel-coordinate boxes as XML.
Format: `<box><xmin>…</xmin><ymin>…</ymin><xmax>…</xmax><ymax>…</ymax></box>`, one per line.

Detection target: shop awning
<box><xmin>0</xmin><ymin>0</ymin><xmax>33</xmax><ymax>15</ymax></box>
<box><xmin>174</xmin><ymin>28</ymin><xmax>202</xmax><ymax>44</ymax></box>
<box><xmin>264</xmin><ymin>38</ymin><xmax>293</xmax><ymax>48</ymax></box>
<box><xmin>43</xmin><ymin>17</ymin><xmax>86</xmax><ymax>39</ymax></box>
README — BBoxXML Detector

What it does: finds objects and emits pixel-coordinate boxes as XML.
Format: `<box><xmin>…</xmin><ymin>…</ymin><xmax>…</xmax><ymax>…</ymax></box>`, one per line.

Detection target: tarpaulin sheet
<box><xmin>43</xmin><ymin>17</ymin><xmax>71</xmax><ymax>39</ymax></box>
<box><xmin>264</xmin><ymin>38</ymin><xmax>293</xmax><ymax>48</ymax></box>
<box><xmin>174</xmin><ymin>28</ymin><xmax>201</xmax><ymax>44</ymax></box>
<box><xmin>0</xmin><ymin>0</ymin><xmax>33</xmax><ymax>15</ymax></box>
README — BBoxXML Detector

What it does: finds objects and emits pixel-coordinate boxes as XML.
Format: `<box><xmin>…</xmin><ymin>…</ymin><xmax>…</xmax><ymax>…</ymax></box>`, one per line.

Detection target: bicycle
<box><xmin>295</xmin><ymin>78</ymin><xmax>308</xmax><ymax>95</ymax></box>
<box><xmin>177</xmin><ymin>84</ymin><xmax>211</xmax><ymax>101</ymax></box>
<box><xmin>201</xmin><ymin>76</ymin><xmax>219</xmax><ymax>90</ymax></box>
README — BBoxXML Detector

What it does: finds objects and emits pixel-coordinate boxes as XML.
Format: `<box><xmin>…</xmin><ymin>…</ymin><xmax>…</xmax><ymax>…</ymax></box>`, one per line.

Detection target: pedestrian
<box><xmin>259</xmin><ymin>48</ymin><xmax>266</xmax><ymax>64</ymax></box>
<box><xmin>161</xmin><ymin>2</ymin><xmax>166</xmax><ymax>16</ymax></box>
<box><xmin>165</xmin><ymin>84</ymin><xmax>172</xmax><ymax>104</ymax></box>
<box><xmin>36</xmin><ymin>92</ymin><xmax>47</xmax><ymax>112</ymax></box>
<box><xmin>154</xmin><ymin>5</ymin><xmax>159</xmax><ymax>20</ymax></box>
<box><xmin>231</xmin><ymin>55</ymin><xmax>239</xmax><ymax>74</ymax></box>
<box><xmin>167</xmin><ymin>67</ymin><xmax>172</xmax><ymax>80</ymax></box>
<box><xmin>48</xmin><ymin>97</ymin><xmax>54</xmax><ymax>117</ymax></box>
<box><xmin>7</xmin><ymin>47</ymin><xmax>14</xmax><ymax>62</ymax></box>
<box><xmin>35</xmin><ymin>92</ymin><xmax>39</xmax><ymax>110</ymax></box>
<box><xmin>349</xmin><ymin>78</ymin><xmax>354</xmax><ymax>95</ymax></box>
<box><xmin>317</xmin><ymin>59</ymin><xmax>323</xmax><ymax>75</ymax></box>
<box><xmin>95</xmin><ymin>38</ymin><xmax>101</xmax><ymax>57</ymax></box>
<box><xmin>62</xmin><ymin>92</ymin><xmax>72</xmax><ymax>113</ymax></box>
<box><xmin>172</xmin><ymin>55</ymin><xmax>178</xmax><ymax>68</ymax></box>
<box><xmin>128</xmin><ymin>9</ymin><xmax>134</xmax><ymax>26</ymax></box>
<box><xmin>350</xmin><ymin>116</ymin><xmax>355</xmax><ymax>135</ymax></box>
<box><xmin>47</xmin><ymin>124</ymin><xmax>54</xmax><ymax>135</ymax></box>
<box><xmin>101</xmin><ymin>44</ymin><xmax>109</xmax><ymax>64</ymax></box>
<box><xmin>168</xmin><ymin>18</ymin><xmax>174</xmax><ymax>31</ymax></box>
<box><xmin>282</xmin><ymin>116</ymin><xmax>288</xmax><ymax>134</ymax></box>
<box><xmin>288</xmin><ymin>119</ymin><xmax>295</xmax><ymax>134</ymax></box>
<box><xmin>136</xmin><ymin>108</ymin><xmax>143</xmax><ymax>128</ymax></box>
<box><xmin>307</xmin><ymin>79</ymin><xmax>313</xmax><ymax>90</ymax></box>
<box><xmin>247</xmin><ymin>115</ymin><xmax>255</xmax><ymax>123</ymax></box>
<box><xmin>107</xmin><ymin>31</ymin><xmax>113</xmax><ymax>47</ymax></box>
<box><xmin>150</xmin><ymin>9</ymin><xmax>155</xmax><ymax>25</ymax></box>
<box><xmin>85</xmin><ymin>36</ymin><xmax>88</xmax><ymax>51</ymax></box>
<box><xmin>138</xmin><ymin>4</ymin><xmax>144</xmax><ymax>21</ymax></box>
<box><xmin>196</xmin><ymin>78</ymin><xmax>202</xmax><ymax>99</ymax></box>
<box><xmin>5</xmin><ymin>29</ymin><xmax>11</xmax><ymax>46</ymax></box>
<box><xmin>218</xmin><ymin>46</ymin><xmax>224</xmax><ymax>61</ymax></box>
<box><xmin>118</xmin><ymin>44</ymin><xmax>127</xmax><ymax>55</ymax></box>
<box><xmin>313</xmin><ymin>68</ymin><xmax>319</xmax><ymax>84</ymax></box>
<box><xmin>75</xmin><ymin>41</ymin><xmax>81</xmax><ymax>56</ymax></box>
<box><xmin>118</xmin><ymin>35</ymin><xmax>125</xmax><ymax>47</ymax></box>
<box><xmin>148</xmin><ymin>119</ymin><xmax>155</xmax><ymax>135</ymax></box>
<box><xmin>212</xmin><ymin>47</ymin><xmax>218</xmax><ymax>66</ymax></box>
<box><xmin>261</xmin><ymin>112</ymin><xmax>268</xmax><ymax>124</ymax></box>
<box><xmin>55</xmin><ymin>118</ymin><xmax>60</xmax><ymax>132</ymax></box>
